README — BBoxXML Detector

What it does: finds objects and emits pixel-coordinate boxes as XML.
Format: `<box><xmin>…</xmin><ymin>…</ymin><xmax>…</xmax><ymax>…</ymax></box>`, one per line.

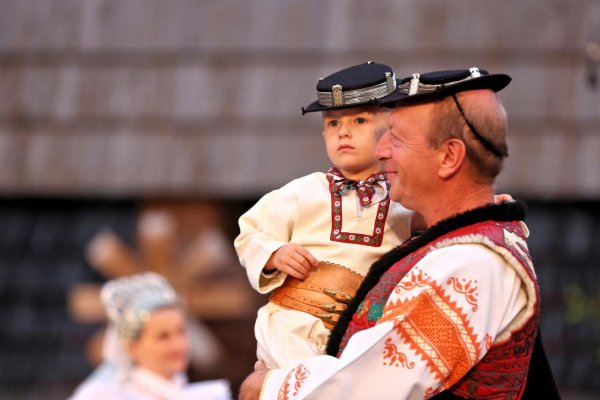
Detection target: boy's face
<box><xmin>322</xmin><ymin>106</ymin><xmax>391</xmax><ymax>180</ymax></box>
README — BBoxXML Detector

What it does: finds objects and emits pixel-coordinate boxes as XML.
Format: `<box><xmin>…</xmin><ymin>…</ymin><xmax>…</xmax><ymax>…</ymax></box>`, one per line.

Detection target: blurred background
<box><xmin>0</xmin><ymin>0</ymin><xmax>599</xmax><ymax>399</ymax></box>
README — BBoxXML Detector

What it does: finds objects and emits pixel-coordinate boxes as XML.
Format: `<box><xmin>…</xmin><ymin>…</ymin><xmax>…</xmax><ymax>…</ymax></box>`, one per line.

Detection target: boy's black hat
<box><xmin>379</xmin><ymin>67</ymin><xmax>511</xmax><ymax>106</ymax></box>
<box><xmin>302</xmin><ymin>61</ymin><xmax>399</xmax><ymax>114</ymax></box>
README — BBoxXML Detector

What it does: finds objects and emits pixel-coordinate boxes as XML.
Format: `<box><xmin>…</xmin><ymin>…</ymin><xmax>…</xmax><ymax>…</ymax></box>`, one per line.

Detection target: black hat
<box><xmin>302</xmin><ymin>62</ymin><xmax>399</xmax><ymax>114</ymax></box>
<box><xmin>379</xmin><ymin>67</ymin><xmax>511</xmax><ymax>106</ymax></box>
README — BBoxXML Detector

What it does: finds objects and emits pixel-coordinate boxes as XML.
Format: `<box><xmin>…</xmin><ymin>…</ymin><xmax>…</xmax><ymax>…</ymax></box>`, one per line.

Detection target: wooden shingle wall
<box><xmin>0</xmin><ymin>0</ymin><xmax>598</xmax><ymax>199</ymax></box>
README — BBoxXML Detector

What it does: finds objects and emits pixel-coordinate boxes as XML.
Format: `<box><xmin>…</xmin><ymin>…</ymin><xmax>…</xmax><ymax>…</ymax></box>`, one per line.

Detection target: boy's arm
<box><xmin>264</xmin><ymin>243</ymin><xmax>318</xmax><ymax>280</ymax></box>
<box><xmin>234</xmin><ymin>189</ymin><xmax>295</xmax><ymax>293</ymax></box>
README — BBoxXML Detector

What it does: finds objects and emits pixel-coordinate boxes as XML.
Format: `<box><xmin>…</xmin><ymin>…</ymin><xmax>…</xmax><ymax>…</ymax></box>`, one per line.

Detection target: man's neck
<box><xmin>422</xmin><ymin>184</ymin><xmax>495</xmax><ymax>228</ymax></box>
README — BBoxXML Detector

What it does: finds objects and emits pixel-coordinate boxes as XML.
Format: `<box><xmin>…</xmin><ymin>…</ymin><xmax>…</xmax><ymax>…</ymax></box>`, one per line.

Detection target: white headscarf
<box><xmin>101</xmin><ymin>272</ymin><xmax>179</xmax><ymax>340</ymax></box>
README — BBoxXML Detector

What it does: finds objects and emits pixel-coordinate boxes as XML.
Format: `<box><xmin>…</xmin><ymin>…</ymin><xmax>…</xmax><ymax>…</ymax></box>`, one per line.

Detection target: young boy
<box><xmin>234</xmin><ymin>62</ymin><xmax>418</xmax><ymax>368</ymax></box>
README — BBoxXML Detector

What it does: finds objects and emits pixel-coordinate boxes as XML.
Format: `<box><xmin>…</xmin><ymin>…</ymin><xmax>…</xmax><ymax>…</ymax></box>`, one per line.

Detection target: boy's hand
<box><xmin>264</xmin><ymin>243</ymin><xmax>319</xmax><ymax>280</ymax></box>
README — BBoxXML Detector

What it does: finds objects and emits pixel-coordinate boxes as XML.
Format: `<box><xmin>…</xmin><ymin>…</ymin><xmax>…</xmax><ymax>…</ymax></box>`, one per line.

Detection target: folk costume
<box><xmin>235</xmin><ymin>169</ymin><xmax>413</xmax><ymax>368</ymax></box>
<box><xmin>69</xmin><ymin>273</ymin><xmax>232</xmax><ymax>400</ymax></box>
<box><xmin>260</xmin><ymin>202</ymin><xmax>547</xmax><ymax>399</ymax></box>
<box><xmin>257</xmin><ymin>68</ymin><xmax>559</xmax><ymax>399</ymax></box>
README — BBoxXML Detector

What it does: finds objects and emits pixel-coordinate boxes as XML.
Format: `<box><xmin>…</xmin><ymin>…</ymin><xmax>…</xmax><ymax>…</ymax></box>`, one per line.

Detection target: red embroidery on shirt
<box><xmin>278</xmin><ymin>373</ymin><xmax>292</xmax><ymax>400</ymax></box>
<box><xmin>383</xmin><ymin>337</ymin><xmax>415</xmax><ymax>368</ymax></box>
<box><xmin>326</xmin><ymin>171</ymin><xmax>390</xmax><ymax>247</ymax></box>
<box><xmin>396</xmin><ymin>268</ymin><xmax>430</xmax><ymax>292</ymax></box>
<box><xmin>484</xmin><ymin>334</ymin><xmax>493</xmax><ymax>351</ymax></box>
<box><xmin>278</xmin><ymin>363</ymin><xmax>310</xmax><ymax>400</ymax></box>
<box><xmin>425</xmin><ymin>385</ymin><xmax>445</xmax><ymax>397</ymax></box>
<box><xmin>447</xmin><ymin>276</ymin><xmax>479</xmax><ymax>312</ymax></box>
<box><xmin>293</xmin><ymin>364</ymin><xmax>310</xmax><ymax>396</ymax></box>
<box><xmin>382</xmin><ymin>280</ymin><xmax>481</xmax><ymax>390</ymax></box>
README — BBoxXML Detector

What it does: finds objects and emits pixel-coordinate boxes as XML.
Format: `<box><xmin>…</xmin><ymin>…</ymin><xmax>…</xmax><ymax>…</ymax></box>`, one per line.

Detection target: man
<box><xmin>239</xmin><ymin>68</ymin><xmax>559</xmax><ymax>399</ymax></box>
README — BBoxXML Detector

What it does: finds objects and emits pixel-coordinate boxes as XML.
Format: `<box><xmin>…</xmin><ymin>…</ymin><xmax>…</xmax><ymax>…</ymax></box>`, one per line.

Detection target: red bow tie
<box><xmin>326</xmin><ymin>167</ymin><xmax>388</xmax><ymax>207</ymax></box>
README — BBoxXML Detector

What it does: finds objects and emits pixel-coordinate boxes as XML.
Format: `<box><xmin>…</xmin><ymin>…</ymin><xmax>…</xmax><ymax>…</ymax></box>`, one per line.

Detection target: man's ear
<box><xmin>438</xmin><ymin>138</ymin><xmax>467</xmax><ymax>179</ymax></box>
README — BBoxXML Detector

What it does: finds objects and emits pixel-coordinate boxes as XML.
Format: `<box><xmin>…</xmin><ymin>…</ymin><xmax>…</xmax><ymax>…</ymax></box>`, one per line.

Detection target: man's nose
<box><xmin>374</xmin><ymin>131</ymin><xmax>390</xmax><ymax>160</ymax></box>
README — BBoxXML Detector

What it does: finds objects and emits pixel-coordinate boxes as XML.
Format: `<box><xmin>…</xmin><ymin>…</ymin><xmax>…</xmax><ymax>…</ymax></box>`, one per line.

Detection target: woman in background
<box><xmin>70</xmin><ymin>272</ymin><xmax>231</xmax><ymax>400</ymax></box>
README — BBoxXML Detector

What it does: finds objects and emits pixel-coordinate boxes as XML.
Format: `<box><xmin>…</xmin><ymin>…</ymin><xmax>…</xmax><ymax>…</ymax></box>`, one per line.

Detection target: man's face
<box><xmin>374</xmin><ymin>103</ymin><xmax>439</xmax><ymax>210</ymax></box>
<box><xmin>322</xmin><ymin>106</ymin><xmax>390</xmax><ymax>180</ymax></box>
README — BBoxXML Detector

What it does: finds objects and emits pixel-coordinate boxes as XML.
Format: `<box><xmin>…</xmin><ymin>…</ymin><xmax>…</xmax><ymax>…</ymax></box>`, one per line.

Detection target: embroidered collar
<box><xmin>325</xmin><ymin>167</ymin><xmax>391</xmax><ymax>247</ymax></box>
<box><xmin>326</xmin><ymin>200</ymin><xmax>527</xmax><ymax>356</ymax></box>
<box><xmin>327</xmin><ymin>167</ymin><xmax>388</xmax><ymax>207</ymax></box>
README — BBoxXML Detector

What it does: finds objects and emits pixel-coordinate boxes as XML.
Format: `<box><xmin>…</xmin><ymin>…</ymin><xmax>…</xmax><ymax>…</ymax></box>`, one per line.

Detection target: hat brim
<box><xmin>302</xmin><ymin>99</ymin><xmax>384</xmax><ymax>114</ymax></box>
<box><xmin>379</xmin><ymin>73</ymin><xmax>511</xmax><ymax>106</ymax></box>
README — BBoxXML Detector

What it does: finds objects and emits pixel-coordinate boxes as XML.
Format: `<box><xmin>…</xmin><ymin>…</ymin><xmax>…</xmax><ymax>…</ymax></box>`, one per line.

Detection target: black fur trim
<box><xmin>325</xmin><ymin>200</ymin><xmax>526</xmax><ymax>356</ymax></box>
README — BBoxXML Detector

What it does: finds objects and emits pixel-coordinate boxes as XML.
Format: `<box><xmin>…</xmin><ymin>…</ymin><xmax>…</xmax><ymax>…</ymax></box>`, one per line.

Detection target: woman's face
<box><xmin>127</xmin><ymin>306</ymin><xmax>190</xmax><ymax>379</ymax></box>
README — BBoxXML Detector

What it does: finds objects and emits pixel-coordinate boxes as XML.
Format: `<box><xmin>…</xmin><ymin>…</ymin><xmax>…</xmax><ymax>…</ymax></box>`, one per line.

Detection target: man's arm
<box><xmin>252</xmin><ymin>244</ymin><xmax>527</xmax><ymax>399</ymax></box>
<box><xmin>239</xmin><ymin>364</ymin><xmax>270</xmax><ymax>400</ymax></box>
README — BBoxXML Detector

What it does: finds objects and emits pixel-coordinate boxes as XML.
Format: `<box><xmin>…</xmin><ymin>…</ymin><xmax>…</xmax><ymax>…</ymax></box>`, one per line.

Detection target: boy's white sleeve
<box><xmin>234</xmin><ymin>188</ymin><xmax>297</xmax><ymax>293</ymax></box>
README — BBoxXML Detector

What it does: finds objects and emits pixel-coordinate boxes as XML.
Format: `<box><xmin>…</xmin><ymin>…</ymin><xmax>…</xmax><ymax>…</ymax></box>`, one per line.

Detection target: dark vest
<box><xmin>326</xmin><ymin>202</ymin><xmax>561</xmax><ymax>399</ymax></box>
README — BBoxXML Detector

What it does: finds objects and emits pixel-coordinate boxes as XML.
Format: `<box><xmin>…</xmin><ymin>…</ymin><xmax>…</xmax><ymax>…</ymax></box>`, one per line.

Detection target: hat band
<box><xmin>399</xmin><ymin>69</ymin><xmax>483</xmax><ymax>96</ymax></box>
<box><xmin>316</xmin><ymin>72</ymin><xmax>396</xmax><ymax>107</ymax></box>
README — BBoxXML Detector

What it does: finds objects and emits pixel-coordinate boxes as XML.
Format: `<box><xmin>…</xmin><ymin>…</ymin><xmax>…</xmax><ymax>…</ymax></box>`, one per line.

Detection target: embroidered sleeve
<box><xmin>260</xmin><ymin>244</ymin><xmax>527</xmax><ymax>399</ymax></box>
<box><xmin>380</xmin><ymin>244</ymin><xmax>527</xmax><ymax>394</ymax></box>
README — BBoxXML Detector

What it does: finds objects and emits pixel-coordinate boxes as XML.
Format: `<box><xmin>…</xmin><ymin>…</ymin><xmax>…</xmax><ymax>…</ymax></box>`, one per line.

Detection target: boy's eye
<box><xmin>356</xmin><ymin>117</ymin><xmax>367</xmax><ymax>124</ymax></box>
<box><xmin>327</xmin><ymin>120</ymin><xmax>339</xmax><ymax>127</ymax></box>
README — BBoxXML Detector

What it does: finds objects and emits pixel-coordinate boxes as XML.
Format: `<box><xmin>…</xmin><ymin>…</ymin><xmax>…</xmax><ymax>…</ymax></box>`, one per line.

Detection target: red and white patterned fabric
<box><xmin>327</xmin><ymin>166</ymin><xmax>388</xmax><ymax>207</ymax></box>
<box><xmin>261</xmin><ymin>205</ymin><xmax>538</xmax><ymax>399</ymax></box>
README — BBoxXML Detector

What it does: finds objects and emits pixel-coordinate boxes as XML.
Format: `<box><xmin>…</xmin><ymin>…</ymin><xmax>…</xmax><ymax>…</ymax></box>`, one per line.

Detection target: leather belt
<box><xmin>269</xmin><ymin>261</ymin><xmax>364</xmax><ymax>330</ymax></box>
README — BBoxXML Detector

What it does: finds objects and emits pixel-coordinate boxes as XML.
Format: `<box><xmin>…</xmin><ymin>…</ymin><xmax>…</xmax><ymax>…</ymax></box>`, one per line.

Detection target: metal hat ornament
<box><xmin>379</xmin><ymin>67</ymin><xmax>511</xmax><ymax>106</ymax></box>
<box><xmin>302</xmin><ymin>61</ymin><xmax>400</xmax><ymax>114</ymax></box>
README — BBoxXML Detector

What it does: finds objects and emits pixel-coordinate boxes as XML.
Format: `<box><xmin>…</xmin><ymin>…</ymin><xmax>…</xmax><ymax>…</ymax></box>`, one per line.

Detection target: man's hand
<box><xmin>494</xmin><ymin>193</ymin><xmax>513</xmax><ymax>203</ymax></box>
<box><xmin>239</xmin><ymin>361</ymin><xmax>270</xmax><ymax>400</ymax></box>
<box><xmin>264</xmin><ymin>243</ymin><xmax>318</xmax><ymax>280</ymax></box>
